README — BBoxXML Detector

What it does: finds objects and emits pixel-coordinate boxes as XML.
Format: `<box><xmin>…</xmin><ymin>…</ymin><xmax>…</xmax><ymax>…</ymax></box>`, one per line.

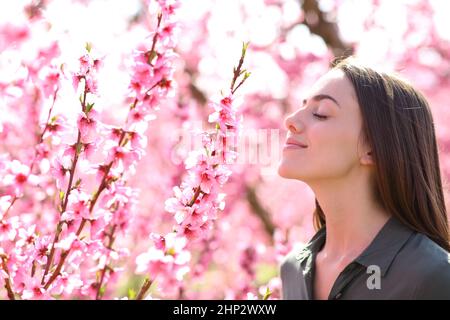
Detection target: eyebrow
<box><xmin>303</xmin><ymin>94</ymin><xmax>341</xmax><ymax>108</ymax></box>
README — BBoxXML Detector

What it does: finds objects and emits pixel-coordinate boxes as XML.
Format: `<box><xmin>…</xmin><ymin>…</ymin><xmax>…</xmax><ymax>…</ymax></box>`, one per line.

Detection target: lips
<box><xmin>285</xmin><ymin>137</ymin><xmax>308</xmax><ymax>148</ymax></box>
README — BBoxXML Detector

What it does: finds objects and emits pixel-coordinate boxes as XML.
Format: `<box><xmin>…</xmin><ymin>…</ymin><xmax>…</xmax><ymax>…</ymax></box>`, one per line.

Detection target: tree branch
<box><xmin>301</xmin><ymin>0</ymin><xmax>353</xmax><ymax>59</ymax></box>
<box><xmin>245</xmin><ymin>185</ymin><xmax>275</xmax><ymax>238</ymax></box>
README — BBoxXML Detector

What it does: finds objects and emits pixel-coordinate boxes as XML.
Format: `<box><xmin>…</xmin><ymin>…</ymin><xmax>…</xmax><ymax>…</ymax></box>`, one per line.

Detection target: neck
<box><xmin>310</xmin><ymin>174</ymin><xmax>391</xmax><ymax>260</ymax></box>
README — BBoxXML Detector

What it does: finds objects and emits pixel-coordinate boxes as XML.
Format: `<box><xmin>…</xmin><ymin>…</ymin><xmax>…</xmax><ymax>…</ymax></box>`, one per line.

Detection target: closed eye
<box><xmin>313</xmin><ymin>113</ymin><xmax>328</xmax><ymax>120</ymax></box>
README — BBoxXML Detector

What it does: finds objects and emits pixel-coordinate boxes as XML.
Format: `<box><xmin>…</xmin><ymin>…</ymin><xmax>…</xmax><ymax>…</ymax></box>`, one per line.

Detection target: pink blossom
<box><xmin>61</xmin><ymin>190</ymin><xmax>91</xmax><ymax>221</ymax></box>
<box><xmin>79</xmin><ymin>54</ymin><xmax>91</xmax><ymax>74</ymax></box>
<box><xmin>89</xmin><ymin>209</ymin><xmax>113</xmax><ymax>240</ymax></box>
<box><xmin>41</xmin><ymin>68</ymin><xmax>61</xmax><ymax>97</ymax></box>
<box><xmin>150</xmin><ymin>233</ymin><xmax>166</xmax><ymax>250</ymax></box>
<box><xmin>50</xmin><ymin>156</ymin><xmax>70</xmax><ymax>190</ymax></box>
<box><xmin>77</xmin><ymin>110</ymin><xmax>98</xmax><ymax>141</ymax></box>
<box><xmin>106</xmin><ymin>145</ymin><xmax>140</xmax><ymax>169</ymax></box>
<box><xmin>54</xmin><ymin>232</ymin><xmax>78</xmax><ymax>251</ymax></box>
<box><xmin>157</xmin><ymin>0</ymin><xmax>181</xmax><ymax>20</ymax></box>
<box><xmin>86</xmin><ymin>162</ymin><xmax>115</xmax><ymax>186</ymax></box>
<box><xmin>102</xmin><ymin>125</ymin><xmax>123</xmax><ymax>142</ymax></box>
<box><xmin>159</xmin><ymin>22</ymin><xmax>180</xmax><ymax>48</ymax></box>
<box><xmin>85</xmin><ymin>239</ymin><xmax>105</xmax><ymax>258</ymax></box>
<box><xmin>84</xmin><ymin>75</ymin><xmax>98</xmax><ymax>94</ymax></box>
<box><xmin>135</xmin><ymin>233</ymin><xmax>191</xmax><ymax>279</ymax></box>
<box><xmin>20</xmin><ymin>276</ymin><xmax>52</xmax><ymax>300</ymax></box>
<box><xmin>165</xmin><ymin>186</ymin><xmax>195</xmax><ymax>211</ymax></box>
<box><xmin>33</xmin><ymin>235</ymin><xmax>51</xmax><ymax>265</ymax></box>
<box><xmin>112</xmin><ymin>208</ymin><xmax>132</xmax><ymax>234</ymax></box>
<box><xmin>72</xmin><ymin>74</ymin><xmax>83</xmax><ymax>91</ymax></box>
<box><xmin>0</xmin><ymin>23</ymin><xmax>29</xmax><ymax>50</ymax></box>
<box><xmin>67</xmin><ymin>239</ymin><xmax>88</xmax><ymax>269</ymax></box>
<box><xmin>178</xmin><ymin>224</ymin><xmax>203</xmax><ymax>241</ymax></box>
<box><xmin>127</xmin><ymin>106</ymin><xmax>157</xmax><ymax>129</ymax></box>
<box><xmin>16</xmin><ymin>225</ymin><xmax>37</xmax><ymax>248</ymax></box>
<box><xmin>0</xmin><ymin>216</ymin><xmax>19</xmax><ymax>241</ymax></box>
<box><xmin>2</xmin><ymin>160</ymin><xmax>39</xmax><ymax>197</ymax></box>
<box><xmin>42</xmin><ymin>114</ymin><xmax>70</xmax><ymax>141</ymax></box>
<box><xmin>0</xmin><ymin>195</ymin><xmax>13</xmax><ymax>215</ymax></box>
<box><xmin>128</xmin><ymin>130</ymin><xmax>148</xmax><ymax>150</ymax></box>
<box><xmin>208</xmin><ymin>96</ymin><xmax>239</xmax><ymax>132</ymax></box>
<box><xmin>35</xmin><ymin>143</ymin><xmax>51</xmax><ymax>161</ymax></box>
<box><xmin>62</xmin><ymin>143</ymin><xmax>77</xmax><ymax>159</ymax></box>
<box><xmin>72</xmin><ymin>52</ymin><xmax>103</xmax><ymax>93</ymax></box>
<box><xmin>50</xmin><ymin>272</ymin><xmax>83</xmax><ymax>296</ymax></box>
<box><xmin>37</xmin><ymin>42</ymin><xmax>60</xmax><ymax>63</ymax></box>
<box><xmin>81</xmin><ymin>138</ymin><xmax>100</xmax><ymax>160</ymax></box>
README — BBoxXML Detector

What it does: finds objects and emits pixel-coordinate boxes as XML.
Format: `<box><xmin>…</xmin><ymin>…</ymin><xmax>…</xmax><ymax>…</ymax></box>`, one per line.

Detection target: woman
<box><xmin>278</xmin><ymin>57</ymin><xmax>450</xmax><ymax>300</ymax></box>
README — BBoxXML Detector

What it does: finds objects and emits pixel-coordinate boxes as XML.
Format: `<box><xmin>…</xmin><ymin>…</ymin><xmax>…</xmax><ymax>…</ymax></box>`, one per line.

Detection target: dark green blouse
<box><xmin>280</xmin><ymin>216</ymin><xmax>450</xmax><ymax>300</ymax></box>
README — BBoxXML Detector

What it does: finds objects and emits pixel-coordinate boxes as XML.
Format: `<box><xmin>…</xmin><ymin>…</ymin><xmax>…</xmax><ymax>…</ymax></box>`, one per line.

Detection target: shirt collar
<box><xmin>295</xmin><ymin>216</ymin><xmax>414</xmax><ymax>277</ymax></box>
<box><xmin>355</xmin><ymin>216</ymin><xmax>414</xmax><ymax>276</ymax></box>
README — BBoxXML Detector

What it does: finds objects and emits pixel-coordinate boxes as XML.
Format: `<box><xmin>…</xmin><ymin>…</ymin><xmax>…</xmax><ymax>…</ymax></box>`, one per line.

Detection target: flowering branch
<box><xmin>41</xmin><ymin>82</ymin><xmax>86</xmax><ymax>285</ymax></box>
<box><xmin>135</xmin><ymin>41</ymin><xmax>251</xmax><ymax>300</ymax></box>
<box><xmin>95</xmin><ymin>224</ymin><xmax>117</xmax><ymax>300</ymax></box>
<box><xmin>43</xmin><ymin>119</ymin><xmax>124</xmax><ymax>289</ymax></box>
<box><xmin>43</xmin><ymin>0</ymin><xmax>180</xmax><ymax>292</ymax></box>
<box><xmin>2</xmin><ymin>85</ymin><xmax>60</xmax><ymax>220</ymax></box>
<box><xmin>230</xmin><ymin>42</ymin><xmax>251</xmax><ymax>94</ymax></box>
<box><xmin>1</xmin><ymin>254</ymin><xmax>16</xmax><ymax>300</ymax></box>
<box><xmin>146</xmin><ymin>13</ymin><xmax>162</xmax><ymax>66</ymax></box>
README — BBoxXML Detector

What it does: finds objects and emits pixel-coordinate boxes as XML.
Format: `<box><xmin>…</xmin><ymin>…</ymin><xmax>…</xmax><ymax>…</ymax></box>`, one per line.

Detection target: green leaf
<box><xmin>128</xmin><ymin>289</ymin><xmax>136</xmax><ymax>299</ymax></box>
<box><xmin>85</xmin><ymin>42</ymin><xmax>92</xmax><ymax>53</ymax></box>
<box><xmin>242</xmin><ymin>41</ymin><xmax>250</xmax><ymax>55</ymax></box>
<box><xmin>86</xmin><ymin>102</ymin><xmax>95</xmax><ymax>113</ymax></box>
<box><xmin>147</xmin><ymin>51</ymin><xmax>157</xmax><ymax>65</ymax></box>
<box><xmin>74</xmin><ymin>178</ymin><xmax>82</xmax><ymax>189</ymax></box>
<box><xmin>76</xmin><ymin>143</ymin><xmax>82</xmax><ymax>155</ymax></box>
<box><xmin>262</xmin><ymin>287</ymin><xmax>272</xmax><ymax>300</ymax></box>
<box><xmin>59</xmin><ymin>191</ymin><xmax>65</xmax><ymax>202</ymax></box>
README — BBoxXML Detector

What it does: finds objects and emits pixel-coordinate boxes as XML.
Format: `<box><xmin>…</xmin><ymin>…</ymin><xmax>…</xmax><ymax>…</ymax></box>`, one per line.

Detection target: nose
<box><xmin>284</xmin><ymin>111</ymin><xmax>304</xmax><ymax>134</ymax></box>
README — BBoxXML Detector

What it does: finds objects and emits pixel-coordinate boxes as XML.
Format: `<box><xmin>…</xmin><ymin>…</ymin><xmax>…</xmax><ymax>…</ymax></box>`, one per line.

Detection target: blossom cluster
<box><xmin>134</xmin><ymin>42</ymin><xmax>250</xmax><ymax>299</ymax></box>
<box><xmin>0</xmin><ymin>0</ymin><xmax>181</xmax><ymax>300</ymax></box>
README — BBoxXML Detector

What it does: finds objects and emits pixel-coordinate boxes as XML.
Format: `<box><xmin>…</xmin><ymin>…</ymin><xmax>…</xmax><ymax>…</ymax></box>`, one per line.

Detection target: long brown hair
<box><xmin>313</xmin><ymin>58</ymin><xmax>450</xmax><ymax>252</ymax></box>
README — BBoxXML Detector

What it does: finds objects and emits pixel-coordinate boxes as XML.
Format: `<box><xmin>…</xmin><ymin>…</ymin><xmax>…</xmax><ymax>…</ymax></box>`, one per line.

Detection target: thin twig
<box><xmin>1</xmin><ymin>255</ymin><xmax>16</xmax><ymax>300</ymax></box>
<box><xmin>3</xmin><ymin>88</ymin><xmax>59</xmax><ymax>220</ymax></box>
<box><xmin>42</xmin><ymin>81</ymin><xmax>88</xmax><ymax>285</ymax></box>
<box><xmin>44</xmin><ymin>128</ymin><xmax>127</xmax><ymax>289</ymax></box>
<box><xmin>95</xmin><ymin>224</ymin><xmax>117</xmax><ymax>300</ymax></box>
<box><xmin>136</xmin><ymin>278</ymin><xmax>153</xmax><ymax>300</ymax></box>
<box><xmin>42</xmin><ymin>121</ymin><xmax>82</xmax><ymax>283</ymax></box>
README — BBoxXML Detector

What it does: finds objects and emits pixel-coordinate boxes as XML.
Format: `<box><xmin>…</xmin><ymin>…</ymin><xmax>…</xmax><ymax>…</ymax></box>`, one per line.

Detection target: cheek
<box><xmin>308</xmin><ymin>123</ymin><xmax>361</xmax><ymax>171</ymax></box>
<box><xmin>278</xmin><ymin>120</ymin><xmax>362</xmax><ymax>180</ymax></box>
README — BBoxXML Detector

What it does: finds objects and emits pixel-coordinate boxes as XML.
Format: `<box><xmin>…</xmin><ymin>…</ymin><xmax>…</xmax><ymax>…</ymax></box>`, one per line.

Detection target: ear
<box><xmin>360</xmin><ymin>150</ymin><xmax>374</xmax><ymax>166</ymax></box>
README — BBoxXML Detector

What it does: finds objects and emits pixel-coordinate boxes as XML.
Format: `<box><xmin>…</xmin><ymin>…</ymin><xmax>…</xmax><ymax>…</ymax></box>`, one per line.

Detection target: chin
<box><xmin>277</xmin><ymin>163</ymin><xmax>297</xmax><ymax>179</ymax></box>
<box><xmin>278</xmin><ymin>163</ymin><xmax>313</xmax><ymax>182</ymax></box>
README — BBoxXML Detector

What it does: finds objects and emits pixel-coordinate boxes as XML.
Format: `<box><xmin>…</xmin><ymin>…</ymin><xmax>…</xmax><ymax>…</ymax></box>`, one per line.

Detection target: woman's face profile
<box><xmin>278</xmin><ymin>69</ymin><xmax>372</xmax><ymax>183</ymax></box>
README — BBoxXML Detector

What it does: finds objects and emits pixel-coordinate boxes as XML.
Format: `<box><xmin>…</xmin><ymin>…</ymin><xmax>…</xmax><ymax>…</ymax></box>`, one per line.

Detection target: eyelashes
<box><xmin>313</xmin><ymin>113</ymin><xmax>328</xmax><ymax>120</ymax></box>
